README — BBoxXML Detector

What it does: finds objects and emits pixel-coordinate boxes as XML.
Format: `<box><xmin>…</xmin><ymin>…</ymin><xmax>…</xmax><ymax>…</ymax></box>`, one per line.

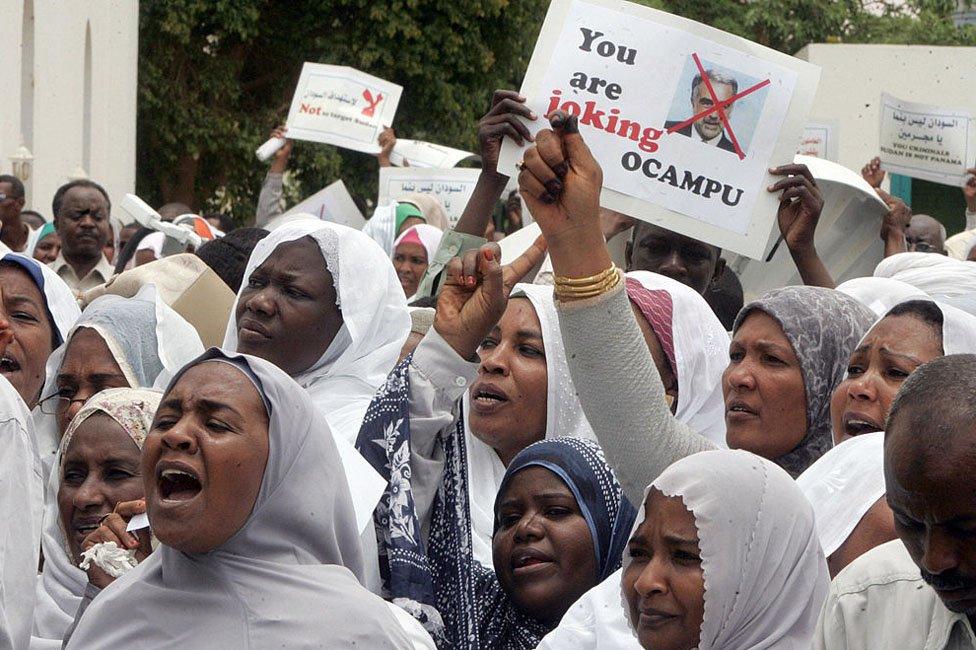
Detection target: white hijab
<box><xmin>64</xmin><ymin>350</ymin><xmax>416</xmax><ymax>649</ymax></box>
<box><xmin>623</xmin><ymin>450</ymin><xmax>829</xmax><ymax>649</ymax></box>
<box><xmin>2</xmin><ymin>253</ymin><xmax>80</xmax><ymax>345</ymax></box>
<box><xmin>626</xmin><ymin>271</ymin><xmax>729</xmax><ymax>447</ymax></box>
<box><xmin>874</xmin><ymin>252</ymin><xmax>976</xmax><ymax>316</ymax></box>
<box><xmin>543</xmin><ymin>450</ymin><xmax>829</xmax><ymax>650</ymax></box>
<box><xmin>222</xmin><ymin>217</ymin><xmax>410</xmax><ymax>444</ymax></box>
<box><xmin>32</xmin><ymin>285</ymin><xmax>203</xmax><ymax>475</ymax></box>
<box><xmin>797</xmin><ymin>431</ymin><xmax>885</xmax><ymax>557</ymax></box>
<box><xmin>835</xmin><ymin>276</ymin><xmax>928</xmax><ymax>318</ymax></box>
<box><xmin>0</xmin><ymin>375</ymin><xmax>43</xmax><ymax>650</ymax></box>
<box><xmin>31</xmin><ymin>388</ymin><xmax>160</xmax><ymax>649</ymax></box>
<box><xmin>393</xmin><ymin>224</ymin><xmax>444</xmax><ymax>263</ymax></box>
<box><xmin>464</xmin><ymin>283</ymin><xmax>597</xmax><ymax>564</ymax></box>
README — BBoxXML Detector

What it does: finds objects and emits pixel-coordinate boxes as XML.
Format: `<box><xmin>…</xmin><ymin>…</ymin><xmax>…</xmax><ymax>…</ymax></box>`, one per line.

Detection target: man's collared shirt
<box><xmin>815</xmin><ymin>539</ymin><xmax>976</xmax><ymax>650</ymax></box>
<box><xmin>49</xmin><ymin>253</ymin><xmax>114</xmax><ymax>294</ymax></box>
<box><xmin>692</xmin><ymin>125</ymin><xmax>723</xmax><ymax>146</ymax></box>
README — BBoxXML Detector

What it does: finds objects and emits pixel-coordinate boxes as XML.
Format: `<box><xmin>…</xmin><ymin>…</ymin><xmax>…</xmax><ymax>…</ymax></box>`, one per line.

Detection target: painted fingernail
<box><xmin>529</xmin><ymin>111</ymin><xmax>538</xmax><ymax>120</ymax></box>
<box><xmin>483</xmin><ymin>249</ymin><xmax>494</xmax><ymax>262</ymax></box>
<box><xmin>541</xmin><ymin>192</ymin><xmax>557</xmax><ymax>204</ymax></box>
<box><xmin>545</xmin><ymin>179</ymin><xmax>563</xmax><ymax>195</ymax></box>
<box><xmin>563</xmin><ymin>115</ymin><xmax>579</xmax><ymax>134</ymax></box>
<box><xmin>553</xmin><ymin>161</ymin><xmax>569</xmax><ymax>178</ymax></box>
<box><xmin>467</xmin><ymin>276</ymin><xmax>476</xmax><ymax>287</ymax></box>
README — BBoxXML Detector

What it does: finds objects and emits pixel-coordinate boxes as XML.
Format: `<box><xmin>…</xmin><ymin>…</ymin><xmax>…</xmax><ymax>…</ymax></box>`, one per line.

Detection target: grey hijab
<box><xmin>734</xmin><ymin>287</ymin><xmax>874</xmax><ymax>476</ymax></box>
<box><xmin>65</xmin><ymin>349</ymin><xmax>413</xmax><ymax>649</ymax></box>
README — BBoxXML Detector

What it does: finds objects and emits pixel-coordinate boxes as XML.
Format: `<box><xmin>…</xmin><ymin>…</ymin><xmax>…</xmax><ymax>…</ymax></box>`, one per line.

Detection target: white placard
<box><xmin>879</xmin><ymin>92</ymin><xmax>975</xmax><ymax>187</ymax></box>
<box><xmin>284</xmin><ymin>63</ymin><xmax>402</xmax><ymax>155</ymax></box>
<box><xmin>796</xmin><ymin>120</ymin><xmax>839</xmax><ymax>161</ymax></box>
<box><xmin>390</xmin><ymin>139</ymin><xmax>475</xmax><ymax>168</ymax></box>
<box><xmin>498</xmin><ymin>0</ymin><xmax>820</xmax><ymax>260</ymax></box>
<box><xmin>378</xmin><ymin>167</ymin><xmax>481</xmax><ymax>227</ymax></box>
<box><xmin>283</xmin><ymin>179</ymin><xmax>365</xmax><ymax>229</ymax></box>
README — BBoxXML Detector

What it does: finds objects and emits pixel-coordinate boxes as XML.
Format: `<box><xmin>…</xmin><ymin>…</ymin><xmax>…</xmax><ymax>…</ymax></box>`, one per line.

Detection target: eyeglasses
<box><xmin>37</xmin><ymin>392</ymin><xmax>87</xmax><ymax>415</ymax></box>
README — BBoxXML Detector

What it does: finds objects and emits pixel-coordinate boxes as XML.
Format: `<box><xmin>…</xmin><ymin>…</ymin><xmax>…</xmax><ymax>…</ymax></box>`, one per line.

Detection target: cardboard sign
<box><xmin>879</xmin><ymin>92</ymin><xmax>975</xmax><ymax>186</ymax></box>
<box><xmin>284</xmin><ymin>63</ymin><xmax>402</xmax><ymax>155</ymax></box>
<box><xmin>378</xmin><ymin>167</ymin><xmax>481</xmax><ymax>227</ymax></box>
<box><xmin>796</xmin><ymin>120</ymin><xmax>839</xmax><ymax>161</ymax></box>
<box><xmin>498</xmin><ymin>0</ymin><xmax>820</xmax><ymax>259</ymax></box>
<box><xmin>283</xmin><ymin>179</ymin><xmax>365</xmax><ymax>229</ymax></box>
<box><xmin>730</xmin><ymin>154</ymin><xmax>889</xmax><ymax>301</ymax></box>
<box><xmin>390</xmin><ymin>139</ymin><xmax>475</xmax><ymax>168</ymax></box>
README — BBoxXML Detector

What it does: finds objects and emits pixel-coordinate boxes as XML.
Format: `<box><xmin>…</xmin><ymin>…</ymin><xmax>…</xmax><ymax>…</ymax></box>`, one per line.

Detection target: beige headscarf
<box><xmin>399</xmin><ymin>193</ymin><xmax>450</xmax><ymax>231</ymax></box>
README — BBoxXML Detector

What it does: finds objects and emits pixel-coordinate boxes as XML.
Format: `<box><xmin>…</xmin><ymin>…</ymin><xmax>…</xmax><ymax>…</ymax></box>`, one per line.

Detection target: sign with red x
<box><xmin>498</xmin><ymin>0</ymin><xmax>821</xmax><ymax>259</ymax></box>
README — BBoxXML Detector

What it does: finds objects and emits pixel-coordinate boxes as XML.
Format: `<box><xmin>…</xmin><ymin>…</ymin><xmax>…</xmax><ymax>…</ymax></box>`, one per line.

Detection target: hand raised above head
<box><xmin>479</xmin><ymin>90</ymin><xmax>538</xmax><ymax>176</ymax></box>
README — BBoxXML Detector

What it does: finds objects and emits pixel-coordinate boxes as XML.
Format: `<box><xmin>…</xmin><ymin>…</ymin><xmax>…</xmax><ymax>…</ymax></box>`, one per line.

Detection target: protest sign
<box><xmin>879</xmin><ymin>92</ymin><xmax>975</xmax><ymax>186</ymax></box>
<box><xmin>378</xmin><ymin>167</ymin><xmax>481</xmax><ymax>227</ymax></box>
<box><xmin>498</xmin><ymin>0</ymin><xmax>820</xmax><ymax>260</ymax></box>
<box><xmin>796</xmin><ymin>120</ymin><xmax>839</xmax><ymax>161</ymax></box>
<box><xmin>283</xmin><ymin>63</ymin><xmax>402</xmax><ymax>155</ymax></box>
<box><xmin>283</xmin><ymin>179</ymin><xmax>365</xmax><ymax>229</ymax></box>
<box><xmin>730</xmin><ymin>154</ymin><xmax>888</xmax><ymax>300</ymax></box>
<box><xmin>390</xmin><ymin>139</ymin><xmax>475</xmax><ymax>168</ymax></box>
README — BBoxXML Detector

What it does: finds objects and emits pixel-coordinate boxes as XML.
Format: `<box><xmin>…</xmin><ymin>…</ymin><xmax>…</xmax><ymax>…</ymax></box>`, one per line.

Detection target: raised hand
<box><xmin>478</xmin><ymin>90</ymin><xmax>537</xmax><ymax>176</ymax></box>
<box><xmin>768</xmin><ymin>163</ymin><xmax>824</xmax><ymax>253</ymax></box>
<box><xmin>269</xmin><ymin>125</ymin><xmax>292</xmax><ymax>173</ymax></box>
<box><xmin>861</xmin><ymin>156</ymin><xmax>885</xmax><ymax>189</ymax></box>
<box><xmin>377</xmin><ymin>126</ymin><xmax>397</xmax><ymax>167</ymax></box>
<box><xmin>434</xmin><ymin>238</ymin><xmax>546</xmax><ymax>360</ymax></box>
<box><xmin>81</xmin><ymin>499</ymin><xmax>152</xmax><ymax>589</ymax></box>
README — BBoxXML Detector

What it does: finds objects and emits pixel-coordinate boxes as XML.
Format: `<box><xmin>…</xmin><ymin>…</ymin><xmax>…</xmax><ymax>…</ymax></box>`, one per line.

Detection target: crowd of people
<box><xmin>3</xmin><ymin>85</ymin><xmax>976</xmax><ymax>650</ymax></box>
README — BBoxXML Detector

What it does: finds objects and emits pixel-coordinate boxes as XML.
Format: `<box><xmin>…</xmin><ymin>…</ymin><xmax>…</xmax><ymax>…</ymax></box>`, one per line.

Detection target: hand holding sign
<box><xmin>479</xmin><ymin>90</ymin><xmax>538</xmax><ymax>175</ymax></box>
<box><xmin>861</xmin><ymin>156</ymin><xmax>885</xmax><ymax>189</ymax></box>
<box><xmin>518</xmin><ymin>112</ymin><xmax>613</xmax><ymax>283</ymax></box>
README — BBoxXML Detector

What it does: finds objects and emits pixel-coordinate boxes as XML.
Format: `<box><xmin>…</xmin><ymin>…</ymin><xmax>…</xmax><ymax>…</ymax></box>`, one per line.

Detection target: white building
<box><xmin>0</xmin><ymin>0</ymin><xmax>138</xmax><ymax>218</ymax></box>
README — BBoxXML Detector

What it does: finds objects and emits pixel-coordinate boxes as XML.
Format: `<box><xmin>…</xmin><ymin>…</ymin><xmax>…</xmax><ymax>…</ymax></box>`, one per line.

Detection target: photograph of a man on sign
<box><xmin>665</xmin><ymin>56</ymin><xmax>771</xmax><ymax>159</ymax></box>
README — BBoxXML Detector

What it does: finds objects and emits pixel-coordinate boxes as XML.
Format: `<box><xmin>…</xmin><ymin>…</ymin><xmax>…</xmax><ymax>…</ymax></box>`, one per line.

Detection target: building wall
<box><xmin>795</xmin><ymin>43</ymin><xmax>976</xmax><ymax>187</ymax></box>
<box><xmin>0</xmin><ymin>0</ymin><xmax>138</xmax><ymax>219</ymax></box>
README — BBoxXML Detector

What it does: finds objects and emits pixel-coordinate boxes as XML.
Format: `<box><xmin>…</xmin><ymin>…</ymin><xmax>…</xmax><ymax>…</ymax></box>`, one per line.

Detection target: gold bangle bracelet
<box><xmin>555</xmin><ymin>267</ymin><xmax>621</xmax><ymax>299</ymax></box>
<box><xmin>553</xmin><ymin>266</ymin><xmax>617</xmax><ymax>287</ymax></box>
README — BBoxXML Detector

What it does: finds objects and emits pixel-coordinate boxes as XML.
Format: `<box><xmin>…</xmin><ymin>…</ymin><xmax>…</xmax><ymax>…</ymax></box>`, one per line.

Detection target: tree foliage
<box><xmin>136</xmin><ymin>0</ymin><xmax>976</xmax><ymax>223</ymax></box>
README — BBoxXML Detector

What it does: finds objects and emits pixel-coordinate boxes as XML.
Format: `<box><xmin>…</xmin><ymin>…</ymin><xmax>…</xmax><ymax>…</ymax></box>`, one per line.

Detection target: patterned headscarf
<box><xmin>495</xmin><ymin>438</ymin><xmax>636</xmax><ymax>583</ymax></box>
<box><xmin>59</xmin><ymin>387</ymin><xmax>162</xmax><ymax>472</ymax></box>
<box><xmin>358</xmin><ymin>361</ymin><xmax>635</xmax><ymax>649</ymax></box>
<box><xmin>733</xmin><ymin>287</ymin><xmax>875</xmax><ymax>476</ymax></box>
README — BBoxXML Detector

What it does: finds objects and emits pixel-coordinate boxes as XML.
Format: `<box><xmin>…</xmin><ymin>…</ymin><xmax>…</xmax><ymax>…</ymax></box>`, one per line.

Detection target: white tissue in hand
<box><xmin>79</xmin><ymin>541</ymin><xmax>139</xmax><ymax>578</ymax></box>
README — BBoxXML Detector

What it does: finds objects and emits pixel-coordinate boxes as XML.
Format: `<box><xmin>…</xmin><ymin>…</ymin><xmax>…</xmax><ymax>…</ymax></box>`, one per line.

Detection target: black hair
<box><xmin>194</xmin><ymin>228</ymin><xmax>270</xmax><ymax>292</ymax></box>
<box><xmin>885</xmin><ymin>300</ymin><xmax>944</xmax><ymax>334</ymax></box>
<box><xmin>704</xmin><ymin>264</ymin><xmax>743</xmax><ymax>330</ymax></box>
<box><xmin>18</xmin><ymin>210</ymin><xmax>46</xmax><ymax>229</ymax></box>
<box><xmin>51</xmin><ymin>179</ymin><xmax>111</xmax><ymax>218</ymax></box>
<box><xmin>0</xmin><ymin>175</ymin><xmax>25</xmax><ymax>199</ymax></box>
<box><xmin>887</xmin><ymin>354</ymin><xmax>976</xmax><ymax>442</ymax></box>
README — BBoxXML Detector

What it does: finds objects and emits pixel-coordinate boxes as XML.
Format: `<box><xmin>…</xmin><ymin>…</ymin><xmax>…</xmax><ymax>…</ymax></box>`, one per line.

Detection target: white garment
<box><xmin>2</xmin><ymin>252</ymin><xmax>81</xmax><ymax>346</ymax></box>
<box><xmin>626</xmin><ymin>271</ymin><xmax>729</xmax><ymax>447</ymax></box>
<box><xmin>874</xmin><ymin>252</ymin><xmax>976</xmax><ymax>316</ymax></box>
<box><xmin>538</xmin><ymin>567</ymin><xmax>641</xmax><ymax>649</ymax></box>
<box><xmin>65</xmin><ymin>351</ymin><xmax>421</xmax><ymax>649</ymax></box>
<box><xmin>945</xmin><ymin>227</ymin><xmax>976</xmax><ymax>260</ymax></box>
<box><xmin>623</xmin><ymin>450</ymin><xmax>829</xmax><ymax>649</ymax></box>
<box><xmin>222</xmin><ymin>217</ymin><xmax>409</xmax><ymax>586</ymax></box>
<box><xmin>0</xmin><ymin>376</ymin><xmax>43</xmax><ymax>650</ymax></box>
<box><xmin>135</xmin><ymin>230</ymin><xmax>164</xmax><ymax>259</ymax></box>
<box><xmin>464</xmin><ymin>283</ymin><xmax>597</xmax><ymax>565</ymax></box>
<box><xmin>31</xmin><ymin>388</ymin><xmax>160</xmax><ymax>649</ymax></box>
<box><xmin>836</xmin><ymin>276</ymin><xmax>928</xmax><ymax>318</ymax></box>
<box><xmin>363</xmin><ymin>203</ymin><xmax>399</xmax><ymax>256</ymax></box>
<box><xmin>797</xmin><ymin>431</ymin><xmax>885</xmax><ymax>557</ymax></box>
<box><xmin>814</xmin><ymin>539</ymin><xmax>976</xmax><ymax>649</ymax></box>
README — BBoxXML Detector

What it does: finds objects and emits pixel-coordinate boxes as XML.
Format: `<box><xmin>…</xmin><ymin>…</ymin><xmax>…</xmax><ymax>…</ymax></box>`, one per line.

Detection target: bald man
<box><xmin>815</xmin><ymin>354</ymin><xmax>976</xmax><ymax>649</ymax></box>
<box><xmin>905</xmin><ymin>214</ymin><xmax>948</xmax><ymax>255</ymax></box>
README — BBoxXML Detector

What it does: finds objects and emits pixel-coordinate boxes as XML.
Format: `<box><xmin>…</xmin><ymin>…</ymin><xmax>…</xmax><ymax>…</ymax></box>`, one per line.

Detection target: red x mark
<box><xmin>666</xmin><ymin>53</ymin><xmax>771</xmax><ymax>161</ymax></box>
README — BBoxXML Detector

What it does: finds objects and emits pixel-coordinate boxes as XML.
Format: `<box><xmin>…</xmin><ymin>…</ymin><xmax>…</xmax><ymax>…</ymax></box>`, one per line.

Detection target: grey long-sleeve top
<box><xmin>555</xmin><ymin>279</ymin><xmax>715</xmax><ymax>506</ymax></box>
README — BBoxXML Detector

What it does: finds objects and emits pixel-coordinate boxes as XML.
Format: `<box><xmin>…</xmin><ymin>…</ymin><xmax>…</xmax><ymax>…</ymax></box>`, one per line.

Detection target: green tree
<box><xmin>136</xmin><ymin>0</ymin><xmax>545</xmax><ymax>222</ymax></box>
<box><xmin>137</xmin><ymin>0</ymin><xmax>976</xmax><ymax>223</ymax></box>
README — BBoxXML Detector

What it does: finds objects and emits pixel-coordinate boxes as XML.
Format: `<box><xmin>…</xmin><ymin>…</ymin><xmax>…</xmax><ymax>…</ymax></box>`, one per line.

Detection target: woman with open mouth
<box><xmin>64</xmin><ymin>349</ymin><xmax>430</xmax><ymax>649</ymax></box>
<box><xmin>31</xmin><ymin>387</ymin><xmax>160</xmax><ymax>649</ymax></box>
<box><xmin>830</xmin><ymin>299</ymin><xmax>976</xmax><ymax>445</ymax></box>
<box><xmin>0</xmin><ymin>253</ymin><xmax>79</xmax><ymax>413</ymax></box>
